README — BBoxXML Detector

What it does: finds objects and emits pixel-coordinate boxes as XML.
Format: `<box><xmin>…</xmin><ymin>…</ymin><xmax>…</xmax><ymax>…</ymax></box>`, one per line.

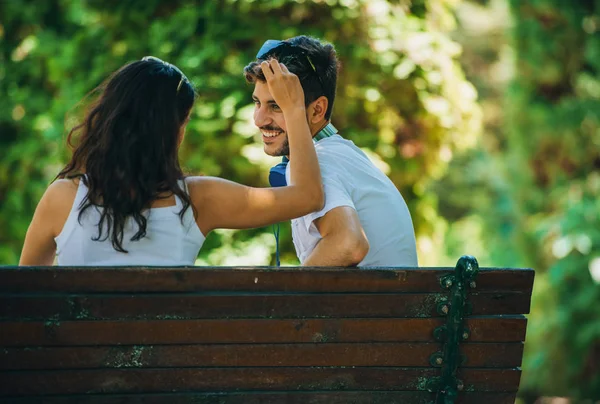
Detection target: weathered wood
<box><xmin>0</xmin><ymin>342</ymin><xmax>524</xmax><ymax>370</ymax></box>
<box><xmin>0</xmin><ymin>264</ymin><xmax>533</xmax><ymax>402</ymax></box>
<box><xmin>0</xmin><ymin>292</ymin><xmax>532</xmax><ymax>320</ymax></box>
<box><xmin>0</xmin><ymin>391</ymin><xmax>518</xmax><ymax>404</ymax></box>
<box><xmin>0</xmin><ymin>317</ymin><xmax>528</xmax><ymax>346</ymax></box>
<box><xmin>0</xmin><ymin>367</ymin><xmax>522</xmax><ymax>395</ymax></box>
<box><xmin>0</xmin><ymin>267</ymin><xmax>535</xmax><ymax>293</ymax></box>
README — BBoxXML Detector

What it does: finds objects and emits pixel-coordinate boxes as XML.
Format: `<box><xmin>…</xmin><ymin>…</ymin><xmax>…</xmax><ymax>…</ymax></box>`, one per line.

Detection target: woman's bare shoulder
<box><xmin>183</xmin><ymin>176</ymin><xmax>225</xmax><ymax>235</ymax></box>
<box><xmin>32</xmin><ymin>178</ymin><xmax>79</xmax><ymax>238</ymax></box>
<box><xmin>184</xmin><ymin>175</ymin><xmax>229</xmax><ymax>196</ymax></box>
<box><xmin>49</xmin><ymin>178</ymin><xmax>80</xmax><ymax>192</ymax></box>
<box><xmin>43</xmin><ymin>178</ymin><xmax>79</xmax><ymax>204</ymax></box>
<box><xmin>44</xmin><ymin>178</ymin><xmax>77</xmax><ymax>207</ymax></box>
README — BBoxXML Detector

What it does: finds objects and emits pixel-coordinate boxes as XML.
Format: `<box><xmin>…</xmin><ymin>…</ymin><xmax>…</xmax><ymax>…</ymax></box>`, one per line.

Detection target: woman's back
<box><xmin>55</xmin><ymin>179</ymin><xmax>204</xmax><ymax>266</ymax></box>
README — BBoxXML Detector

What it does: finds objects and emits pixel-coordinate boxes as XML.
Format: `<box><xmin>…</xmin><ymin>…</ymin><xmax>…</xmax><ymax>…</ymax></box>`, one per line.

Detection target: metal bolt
<box><xmin>462</xmin><ymin>332</ymin><xmax>469</xmax><ymax>340</ymax></box>
<box><xmin>435</xmin><ymin>357</ymin><xmax>443</xmax><ymax>365</ymax></box>
<box><xmin>441</xmin><ymin>305</ymin><xmax>449</xmax><ymax>314</ymax></box>
<box><xmin>445</xmin><ymin>279</ymin><xmax>453</xmax><ymax>288</ymax></box>
<box><xmin>469</xmin><ymin>281</ymin><xmax>476</xmax><ymax>288</ymax></box>
<box><xmin>434</xmin><ymin>326</ymin><xmax>447</xmax><ymax>342</ymax></box>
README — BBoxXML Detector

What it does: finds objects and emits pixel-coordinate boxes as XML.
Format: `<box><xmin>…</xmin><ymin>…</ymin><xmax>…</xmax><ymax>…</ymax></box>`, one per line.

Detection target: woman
<box><xmin>19</xmin><ymin>56</ymin><xmax>323</xmax><ymax>265</ymax></box>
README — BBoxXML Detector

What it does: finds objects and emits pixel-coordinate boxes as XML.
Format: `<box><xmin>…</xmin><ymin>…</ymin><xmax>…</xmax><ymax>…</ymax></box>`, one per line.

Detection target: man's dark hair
<box><xmin>244</xmin><ymin>35</ymin><xmax>340</xmax><ymax>120</ymax></box>
<box><xmin>57</xmin><ymin>58</ymin><xmax>196</xmax><ymax>253</ymax></box>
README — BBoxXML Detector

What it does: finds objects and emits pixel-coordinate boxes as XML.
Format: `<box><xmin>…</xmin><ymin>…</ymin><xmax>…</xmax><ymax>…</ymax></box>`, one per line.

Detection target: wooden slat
<box><xmin>0</xmin><ymin>317</ymin><xmax>527</xmax><ymax>346</ymax></box>
<box><xmin>0</xmin><ymin>267</ymin><xmax>535</xmax><ymax>293</ymax></box>
<box><xmin>0</xmin><ymin>292</ymin><xmax>532</xmax><ymax>320</ymax></box>
<box><xmin>0</xmin><ymin>391</ymin><xmax>518</xmax><ymax>404</ymax></box>
<box><xmin>0</xmin><ymin>367</ymin><xmax>522</xmax><ymax>396</ymax></box>
<box><xmin>0</xmin><ymin>342</ymin><xmax>523</xmax><ymax>370</ymax></box>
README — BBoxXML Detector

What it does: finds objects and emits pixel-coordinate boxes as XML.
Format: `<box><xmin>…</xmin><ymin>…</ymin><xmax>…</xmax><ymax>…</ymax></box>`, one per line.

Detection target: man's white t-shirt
<box><xmin>286</xmin><ymin>134</ymin><xmax>418</xmax><ymax>267</ymax></box>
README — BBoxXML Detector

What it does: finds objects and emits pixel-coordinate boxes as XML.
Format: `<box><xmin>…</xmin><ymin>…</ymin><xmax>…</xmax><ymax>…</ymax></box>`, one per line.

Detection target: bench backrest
<box><xmin>0</xmin><ymin>256</ymin><xmax>534</xmax><ymax>403</ymax></box>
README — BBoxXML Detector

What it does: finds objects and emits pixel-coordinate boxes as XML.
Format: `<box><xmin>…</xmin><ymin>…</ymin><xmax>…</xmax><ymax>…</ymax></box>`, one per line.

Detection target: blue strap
<box><xmin>268</xmin><ymin>156</ymin><xmax>289</xmax><ymax>188</ymax></box>
<box><xmin>269</xmin><ymin>158</ymin><xmax>287</xmax><ymax>267</ymax></box>
<box><xmin>273</xmin><ymin>224</ymin><xmax>281</xmax><ymax>266</ymax></box>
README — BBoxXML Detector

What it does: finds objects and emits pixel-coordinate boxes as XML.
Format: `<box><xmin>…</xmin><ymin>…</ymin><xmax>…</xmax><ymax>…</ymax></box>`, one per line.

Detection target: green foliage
<box><xmin>429</xmin><ymin>0</ymin><xmax>600</xmax><ymax>398</ymax></box>
<box><xmin>0</xmin><ymin>0</ymin><xmax>480</xmax><ymax>265</ymax></box>
<box><xmin>445</xmin><ymin>0</ymin><xmax>600</xmax><ymax>399</ymax></box>
<box><xmin>505</xmin><ymin>1</ymin><xmax>600</xmax><ymax>399</ymax></box>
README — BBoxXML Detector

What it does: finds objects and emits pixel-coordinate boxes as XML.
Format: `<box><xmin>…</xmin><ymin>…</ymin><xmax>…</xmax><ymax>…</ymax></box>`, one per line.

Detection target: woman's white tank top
<box><xmin>54</xmin><ymin>179</ymin><xmax>205</xmax><ymax>266</ymax></box>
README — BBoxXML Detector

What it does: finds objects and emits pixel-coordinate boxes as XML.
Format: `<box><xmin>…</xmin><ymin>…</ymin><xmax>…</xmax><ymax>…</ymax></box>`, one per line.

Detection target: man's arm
<box><xmin>302</xmin><ymin>206</ymin><xmax>369</xmax><ymax>267</ymax></box>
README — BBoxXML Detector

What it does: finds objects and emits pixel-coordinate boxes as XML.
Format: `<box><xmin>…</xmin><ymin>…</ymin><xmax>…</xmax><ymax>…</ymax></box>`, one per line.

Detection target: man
<box><xmin>244</xmin><ymin>36</ymin><xmax>418</xmax><ymax>267</ymax></box>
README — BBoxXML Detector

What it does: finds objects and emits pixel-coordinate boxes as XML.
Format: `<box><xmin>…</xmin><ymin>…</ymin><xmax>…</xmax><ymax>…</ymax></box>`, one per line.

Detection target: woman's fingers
<box><xmin>263</xmin><ymin>59</ymin><xmax>289</xmax><ymax>81</ymax></box>
<box><xmin>261</xmin><ymin>60</ymin><xmax>274</xmax><ymax>79</ymax></box>
<box><xmin>269</xmin><ymin>59</ymin><xmax>284</xmax><ymax>75</ymax></box>
<box><xmin>261</xmin><ymin>59</ymin><xmax>304</xmax><ymax>111</ymax></box>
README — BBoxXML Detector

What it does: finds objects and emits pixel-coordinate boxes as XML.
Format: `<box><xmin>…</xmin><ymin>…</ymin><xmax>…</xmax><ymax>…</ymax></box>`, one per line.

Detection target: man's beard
<box><xmin>271</xmin><ymin>136</ymin><xmax>289</xmax><ymax>157</ymax></box>
<box><xmin>261</xmin><ymin>125</ymin><xmax>290</xmax><ymax>156</ymax></box>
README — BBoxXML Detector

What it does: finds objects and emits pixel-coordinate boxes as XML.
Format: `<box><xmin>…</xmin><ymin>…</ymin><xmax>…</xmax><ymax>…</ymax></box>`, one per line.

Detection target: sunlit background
<box><xmin>1</xmin><ymin>0</ymin><xmax>599</xmax><ymax>401</ymax></box>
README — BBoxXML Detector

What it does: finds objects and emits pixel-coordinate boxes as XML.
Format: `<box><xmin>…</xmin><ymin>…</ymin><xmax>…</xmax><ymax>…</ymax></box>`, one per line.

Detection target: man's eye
<box><xmin>272</xmin><ymin>104</ymin><xmax>281</xmax><ymax>111</ymax></box>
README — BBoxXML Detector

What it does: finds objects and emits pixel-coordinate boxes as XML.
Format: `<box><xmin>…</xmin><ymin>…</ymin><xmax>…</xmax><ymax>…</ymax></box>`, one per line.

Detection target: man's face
<box><xmin>252</xmin><ymin>80</ymin><xmax>289</xmax><ymax>157</ymax></box>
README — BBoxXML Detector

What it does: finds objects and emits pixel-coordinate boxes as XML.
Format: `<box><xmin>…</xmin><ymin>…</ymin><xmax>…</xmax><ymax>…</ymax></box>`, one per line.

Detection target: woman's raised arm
<box><xmin>189</xmin><ymin>60</ymin><xmax>323</xmax><ymax>234</ymax></box>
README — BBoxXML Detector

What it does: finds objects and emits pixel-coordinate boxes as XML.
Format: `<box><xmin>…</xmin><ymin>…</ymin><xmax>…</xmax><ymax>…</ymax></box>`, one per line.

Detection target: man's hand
<box><xmin>302</xmin><ymin>206</ymin><xmax>370</xmax><ymax>267</ymax></box>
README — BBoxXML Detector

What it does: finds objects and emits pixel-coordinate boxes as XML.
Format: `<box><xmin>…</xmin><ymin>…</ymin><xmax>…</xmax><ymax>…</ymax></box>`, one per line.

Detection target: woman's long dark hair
<box><xmin>57</xmin><ymin>58</ymin><xmax>196</xmax><ymax>253</ymax></box>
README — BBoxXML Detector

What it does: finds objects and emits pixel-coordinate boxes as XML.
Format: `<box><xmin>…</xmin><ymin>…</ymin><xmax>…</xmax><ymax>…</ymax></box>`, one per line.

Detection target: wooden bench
<box><xmin>0</xmin><ymin>256</ymin><xmax>534</xmax><ymax>403</ymax></box>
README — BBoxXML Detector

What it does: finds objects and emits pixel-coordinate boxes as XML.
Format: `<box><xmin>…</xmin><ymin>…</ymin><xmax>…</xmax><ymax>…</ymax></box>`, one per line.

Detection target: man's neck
<box><xmin>286</xmin><ymin>120</ymin><xmax>335</xmax><ymax>160</ymax></box>
<box><xmin>311</xmin><ymin>121</ymin><xmax>330</xmax><ymax>139</ymax></box>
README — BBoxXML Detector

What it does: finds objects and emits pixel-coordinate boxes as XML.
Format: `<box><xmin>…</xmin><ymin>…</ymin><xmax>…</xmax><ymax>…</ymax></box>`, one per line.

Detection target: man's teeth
<box><xmin>262</xmin><ymin>131</ymin><xmax>282</xmax><ymax>138</ymax></box>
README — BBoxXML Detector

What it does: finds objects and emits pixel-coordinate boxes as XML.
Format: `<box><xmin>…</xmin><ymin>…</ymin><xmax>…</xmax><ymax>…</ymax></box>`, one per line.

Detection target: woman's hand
<box><xmin>261</xmin><ymin>59</ymin><xmax>305</xmax><ymax>113</ymax></box>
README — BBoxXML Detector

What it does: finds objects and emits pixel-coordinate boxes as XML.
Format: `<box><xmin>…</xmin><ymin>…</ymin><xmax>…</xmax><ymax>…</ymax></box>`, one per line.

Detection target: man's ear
<box><xmin>308</xmin><ymin>96</ymin><xmax>329</xmax><ymax>124</ymax></box>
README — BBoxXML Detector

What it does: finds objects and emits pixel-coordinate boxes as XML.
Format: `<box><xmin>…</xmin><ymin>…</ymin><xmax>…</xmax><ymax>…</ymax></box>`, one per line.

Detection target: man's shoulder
<box><xmin>315</xmin><ymin>135</ymin><xmax>361</xmax><ymax>160</ymax></box>
<box><xmin>316</xmin><ymin>134</ymin><xmax>350</xmax><ymax>149</ymax></box>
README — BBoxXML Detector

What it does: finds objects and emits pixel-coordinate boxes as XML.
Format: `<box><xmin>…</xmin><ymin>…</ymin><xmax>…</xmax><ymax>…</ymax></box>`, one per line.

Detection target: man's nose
<box><xmin>254</xmin><ymin>105</ymin><xmax>270</xmax><ymax>127</ymax></box>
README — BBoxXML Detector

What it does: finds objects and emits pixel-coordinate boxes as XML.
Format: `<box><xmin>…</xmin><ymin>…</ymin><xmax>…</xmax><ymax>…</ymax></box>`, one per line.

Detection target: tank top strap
<box><xmin>54</xmin><ymin>176</ymin><xmax>93</xmax><ymax>250</ymax></box>
<box><xmin>174</xmin><ymin>178</ymin><xmax>189</xmax><ymax>209</ymax></box>
<box><xmin>73</xmin><ymin>176</ymin><xmax>90</xmax><ymax>211</ymax></box>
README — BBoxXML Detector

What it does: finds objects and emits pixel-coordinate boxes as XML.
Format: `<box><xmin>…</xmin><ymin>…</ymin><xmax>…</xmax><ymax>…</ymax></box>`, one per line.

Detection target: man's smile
<box><xmin>261</xmin><ymin>129</ymin><xmax>284</xmax><ymax>142</ymax></box>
